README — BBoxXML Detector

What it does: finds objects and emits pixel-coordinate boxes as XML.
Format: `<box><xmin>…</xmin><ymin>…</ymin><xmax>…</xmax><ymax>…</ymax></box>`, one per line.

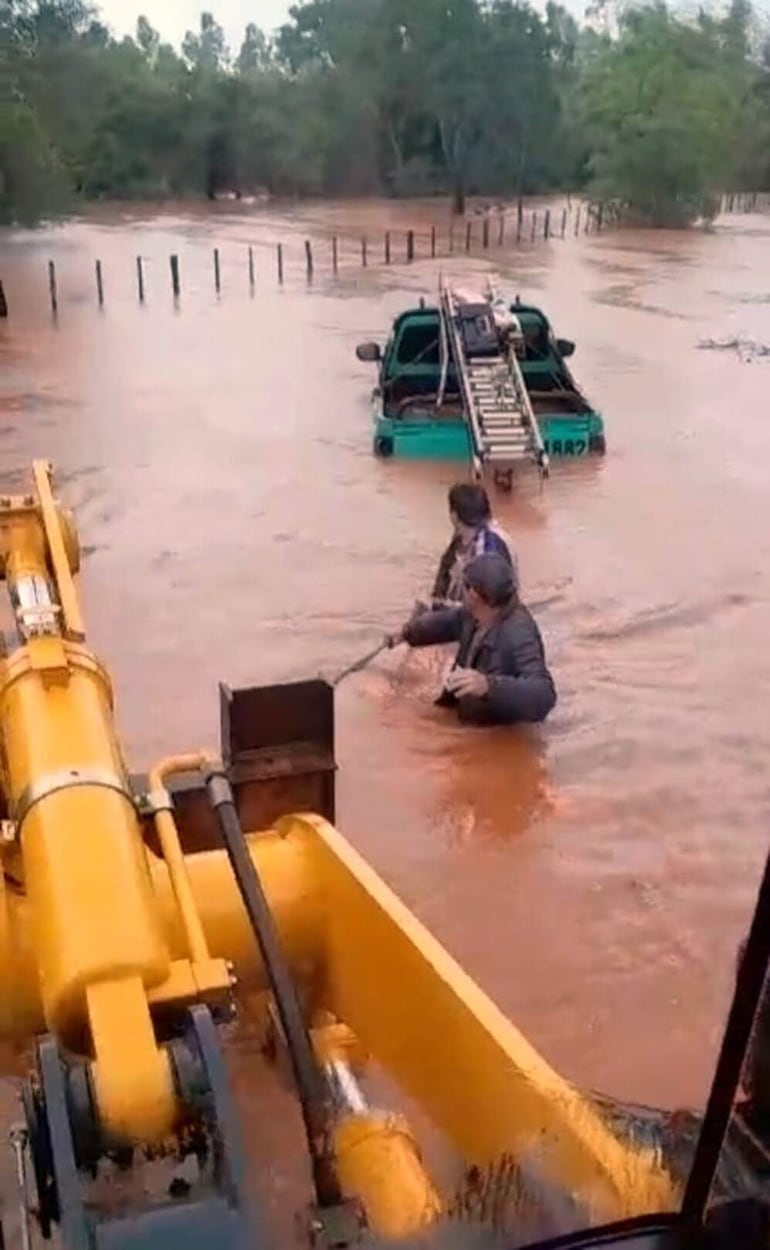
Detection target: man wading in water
<box><xmin>391</xmin><ymin>553</ymin><xmax>556</xmax><ymax>727</ymax></box>
<box><xmin>430</xmin><ymin>482</ymin><xmax>518</xmax><ymax>608</ymax></box>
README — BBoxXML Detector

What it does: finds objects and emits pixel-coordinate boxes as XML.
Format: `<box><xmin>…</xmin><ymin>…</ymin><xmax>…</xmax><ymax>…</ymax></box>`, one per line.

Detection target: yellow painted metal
<box><xmin>0</xmin><ymin>644</ymin><xmax>170</xmax><ymax>1036</ymax></box>
<box><xmin>0</xmin><ymin>871</ymin><xmax>41</xmax><ymax>1040</ymax></box>
<box><xmin>0</xmin><ymin>828</ymin><xmax>323</xmax><ymax>1042</ymax></box>
<box><xmin>88</xmin><ymin>976</ymin><xmax>177</xmax><ymax>1142</ymax></box>
<box><xmin>0</xmin><ymin>468</ymin><xmax>181</xmax><ymax>1144</ymax></box>
<box><xmin>314</xmin><ymin>1017</ymin><xmax>443</xmax><ymax>1239</ymax></box>
<box><xmin>148</xmin><ymin>753</ymin><xmax>214</xmax><ymax>966</ymax></box>
<box><xmin>0</xmin><ymin>461</ymin><xmax>679</xmax><ymax>1227</ymax></box>
<box><xmin>166</xmin><ymin>814</ymin><xmax>675</xmax><ymax>1223</ymax></box>
<box><xmin>280</xmin><ymin>813</ymin><xmax>679</xmax><ymax>1224</ymax></box>
<box><xmin>333</xmin><ymin>1111</ymin><xmax>443</xmax><ymax>1240</ymax></box>
<box><xmin>30</xmin><ymin>460</ymin><xmax>83</xmax><ymax>639</ymax></box>
<box><xmin>0</xmin><ymin>796</ymin><xmax>677</xmax><ymax>1219</ymax></box>
<box><xmin>151</xmin><ymin>828</ymin><xmax>323</xmax><ymax>980</ymax></box>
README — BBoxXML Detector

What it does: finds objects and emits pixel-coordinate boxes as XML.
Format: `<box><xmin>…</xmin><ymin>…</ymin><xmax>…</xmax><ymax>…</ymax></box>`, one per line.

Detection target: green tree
<box><xmin>136</xmin><ymin>15</ymin><xmax>159</xmax><ymax>63</ymax></box>
<box><xmin>2</xmin><ymin>0</ymin><xmax>769</xmax><ymax>227</ymax></box>
<box><xmin>581</xmin><ymin>5</ymin><xmax>747</xmax><ymax>224</ymax></box>
<box><xmin>237</xmin><ymin>22</ymin><xmax>271</xmax><ymax>73</ymax></box>
<box><xmin>470</xmin><ymin>0</ymin><xmax>567</xmax><ymax>202</ymax></box>
<box><xmin>182</xmin><ymin>10</ymin><xmax>227</xmax><ymax>72</ymax></box>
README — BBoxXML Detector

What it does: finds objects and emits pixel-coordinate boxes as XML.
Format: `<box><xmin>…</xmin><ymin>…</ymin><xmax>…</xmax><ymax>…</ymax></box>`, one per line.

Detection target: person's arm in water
<box><xmin>453</xmin><ymin>669</ymin><xmax>556</xmax><ymax>725</ymax></box>
<box><xmin>398</xmin><ymin>605</ymin><xmax>465</xmax><ymax>648</ymax></box>
<box><xmin>445</xmin><ymin>616</ymin><xmax>556</xmax><ymax>725</ymax></box>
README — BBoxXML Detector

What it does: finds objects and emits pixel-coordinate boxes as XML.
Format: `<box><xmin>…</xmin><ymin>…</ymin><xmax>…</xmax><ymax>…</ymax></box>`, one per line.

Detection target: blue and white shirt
<box><xmin>443</xmin><ymin>522</ymin><xmax>519</xmax><ymax>603</ymax></box>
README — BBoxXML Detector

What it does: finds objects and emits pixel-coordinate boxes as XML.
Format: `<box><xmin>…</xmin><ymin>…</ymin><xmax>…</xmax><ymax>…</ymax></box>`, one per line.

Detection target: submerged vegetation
<box><xmin>1</xmin><ymin>0</ymin><xmax>769</xmax><ymax>228</ymax></box>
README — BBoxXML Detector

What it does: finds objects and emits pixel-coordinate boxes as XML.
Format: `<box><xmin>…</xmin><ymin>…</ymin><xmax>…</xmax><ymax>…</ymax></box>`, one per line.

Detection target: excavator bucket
<box><xmin>139</xmin><ymin>679</ymin><xmax>336</xmax><ymax>855</ymax></box>
<box><xmin>219</xmin><ymin>677</ymin><xmax>336</xmax><ymax>831</ymax></box>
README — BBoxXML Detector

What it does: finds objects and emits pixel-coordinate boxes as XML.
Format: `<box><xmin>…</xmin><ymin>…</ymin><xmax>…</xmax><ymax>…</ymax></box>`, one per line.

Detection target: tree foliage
<box><xmin>0</xmin><ymin>0</ymin><xmax>768</xmax><ymax>227</ymax></box>
<box><xmin>581</xmin><ymin>0</ymin><xmax>762</xmax><ymax>223</ymax></box>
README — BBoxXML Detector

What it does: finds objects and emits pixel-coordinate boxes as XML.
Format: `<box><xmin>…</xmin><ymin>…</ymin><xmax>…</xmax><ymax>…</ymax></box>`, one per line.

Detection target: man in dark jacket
<box><xmin>394</xmin><ymin>553</ymin><xmax>556</xmax><ymax>727</ymax></box>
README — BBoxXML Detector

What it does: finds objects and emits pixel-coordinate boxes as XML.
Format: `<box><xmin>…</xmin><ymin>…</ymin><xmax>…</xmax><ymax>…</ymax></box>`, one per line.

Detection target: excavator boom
<box><xmin>0</xmin><ymin>463</ymin><xmax>683</xmax><ymax>1249</ymax></box>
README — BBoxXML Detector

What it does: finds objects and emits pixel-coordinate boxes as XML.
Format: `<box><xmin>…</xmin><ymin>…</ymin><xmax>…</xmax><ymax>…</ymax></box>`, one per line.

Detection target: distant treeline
<box><xmin>2</xmin><ymin>0</ymin><xmax>769</xmax><ymax>228</ymax></box>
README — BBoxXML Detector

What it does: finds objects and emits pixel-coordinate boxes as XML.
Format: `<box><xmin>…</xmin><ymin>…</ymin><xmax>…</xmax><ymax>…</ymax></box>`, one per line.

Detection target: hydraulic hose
<box><xmin>204</xmin><ymin>769</ymin><xmax>342</xmax><ymax>1210</ymax></box>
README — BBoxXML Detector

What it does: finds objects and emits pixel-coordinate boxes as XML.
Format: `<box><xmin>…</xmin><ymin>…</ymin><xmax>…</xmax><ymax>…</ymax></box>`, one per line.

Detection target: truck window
<box><xmin>395</xmin><ymin>322</ymin><xmax>440</xmax><ymax>366</ymax></box>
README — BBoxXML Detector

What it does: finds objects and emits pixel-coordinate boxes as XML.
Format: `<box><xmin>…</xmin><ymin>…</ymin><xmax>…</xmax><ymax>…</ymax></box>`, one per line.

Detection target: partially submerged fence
<box><xmin>1</xmin><ymin>191</ymin><xmax>767</xmax><ymax>319</ymax></box>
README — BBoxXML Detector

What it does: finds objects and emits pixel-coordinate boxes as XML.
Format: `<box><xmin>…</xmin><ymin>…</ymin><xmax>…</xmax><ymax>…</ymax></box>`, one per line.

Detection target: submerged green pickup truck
<box><xmin>356</xmin><ymin>297</ymin><xmax>606</xmax><ymax>464</ymax></box>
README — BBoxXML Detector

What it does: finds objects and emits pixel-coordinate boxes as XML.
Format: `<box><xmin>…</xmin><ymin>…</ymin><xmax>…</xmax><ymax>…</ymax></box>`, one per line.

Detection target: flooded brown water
<box><xmin>1</xmin><ymin>195</ymin><xmax>769</xmax><ymax>1193</ymax></box>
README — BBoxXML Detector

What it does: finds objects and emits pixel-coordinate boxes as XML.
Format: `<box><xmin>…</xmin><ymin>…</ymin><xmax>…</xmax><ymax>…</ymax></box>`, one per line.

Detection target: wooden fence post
<box><xmin>95</xmin><ymin>259</ymin><xmax>104</xmax><ymax>307</ymax></box>
<box><xmin>48</xmin><ymin>260</ymin><xmax>58</xmax><ymax>314</ymax></box>
<box><xmin>136</xmin><ymin>256</ymin><xmax>145</xmax><ymax>303</ymax></box>
<box><xmin>170</xmin><ymin>254</ymin><xmax>180</xmax><ymax>298</ymax></box>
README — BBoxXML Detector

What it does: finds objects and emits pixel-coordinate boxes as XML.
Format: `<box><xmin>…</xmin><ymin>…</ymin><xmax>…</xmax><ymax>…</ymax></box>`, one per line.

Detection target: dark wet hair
<box><xmin>464</xmin><ymin>553</ymin><xmax>515</xmax><ymax>608</ymax></box>
<box><xmin>448</xmin><ymin>482</ymin><xmax>491</xmax><ymax>528</ymax></box>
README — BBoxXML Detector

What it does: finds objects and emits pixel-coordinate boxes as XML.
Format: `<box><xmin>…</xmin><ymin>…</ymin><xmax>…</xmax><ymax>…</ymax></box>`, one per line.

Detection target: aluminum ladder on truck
<box><xmin>438</xmin><ymin>276</ymin><xmax>549</xmax><ymax>487</ymax></box>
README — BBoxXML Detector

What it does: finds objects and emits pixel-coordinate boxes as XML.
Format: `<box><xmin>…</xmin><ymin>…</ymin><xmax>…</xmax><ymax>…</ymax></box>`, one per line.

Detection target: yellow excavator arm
<box><xmin>0</xmin><ymin>462</ymin><xmax>677</xmax><ymax>1250</ymax></box>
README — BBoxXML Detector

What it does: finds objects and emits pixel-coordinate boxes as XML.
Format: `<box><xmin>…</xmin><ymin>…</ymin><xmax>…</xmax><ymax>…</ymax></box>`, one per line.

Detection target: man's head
<box><xmin>463</xmin><ymin>553</ymin><xmax>516</xmax><ymax>623</ymax></box>
<box><xmin>447</xmin><ymin>482</ymin><xmax>492</xmax><ymax>540</ymax></box>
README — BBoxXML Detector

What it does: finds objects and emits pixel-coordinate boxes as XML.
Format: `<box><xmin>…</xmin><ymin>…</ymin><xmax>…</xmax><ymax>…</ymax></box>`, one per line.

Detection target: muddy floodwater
<box><xmin>1</xmin><ymin>195</ymin><xmax>770</xmax><ymax>1212</ymax></box>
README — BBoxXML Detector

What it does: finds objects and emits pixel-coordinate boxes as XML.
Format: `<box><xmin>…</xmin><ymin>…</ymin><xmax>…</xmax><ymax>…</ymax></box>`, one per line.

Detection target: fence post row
<box><xmin>26</xmin><ymin>192</ymin><xmax>769</xmax><ymax>315</ymax></box>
